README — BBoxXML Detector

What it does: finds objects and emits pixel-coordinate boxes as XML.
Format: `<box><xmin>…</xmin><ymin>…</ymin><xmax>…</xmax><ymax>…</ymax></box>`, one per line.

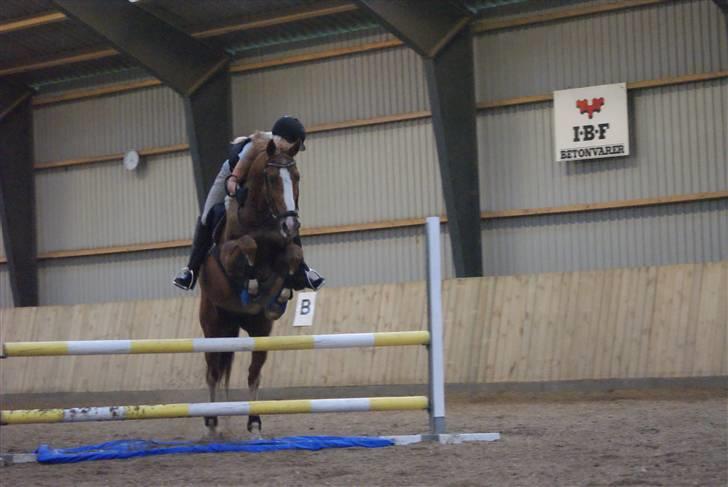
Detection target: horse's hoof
<box><xmin>247</xmin><ymin>415</ymin><xmax>262</xmax><ymax>435</ymax></box>
<box><xmin>204</xmin><ymin>416</ymin><xmax>218</xmax><ymax>428</ymax></box>
<box><xmin>277</xmin><ymin>288</ymin><xmax>292</xmax><ymax>303</ymax></box>
<box><xmin>200</xmin><ymin>429</ymin><xmax>224</xmax><ymax>442</ymax></box>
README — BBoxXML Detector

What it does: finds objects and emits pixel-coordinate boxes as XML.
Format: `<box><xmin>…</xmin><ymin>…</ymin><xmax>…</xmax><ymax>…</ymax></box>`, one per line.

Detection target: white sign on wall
<box><xmin>292</xmin><ymin>292</ymin><xmax>317</xmax><ymax>327</ymax></box>
<box><xmin>553</xmin><ymin>82</ymin><xmax>630</xmax><ymax>162</ymax></box>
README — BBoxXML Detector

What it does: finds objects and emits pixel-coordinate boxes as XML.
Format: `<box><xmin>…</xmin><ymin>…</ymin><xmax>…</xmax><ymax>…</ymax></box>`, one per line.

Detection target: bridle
<box><xmin>261</xmin><ymin>158</ymin><xmax>299</xmax><ymax>224</ymax></box>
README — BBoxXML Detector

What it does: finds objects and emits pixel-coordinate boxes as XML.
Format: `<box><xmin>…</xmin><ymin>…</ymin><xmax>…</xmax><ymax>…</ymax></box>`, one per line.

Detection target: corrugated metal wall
<box><xmin>472</xmin><ymin>0</ymin><xmax>728</xmax><ymax>276</ymax></box>
<box><xmin>0</xmin><ymin>0</ymin><xmax>725</xmax><ymax>307</ymax></box>
<box><xmin>235</xmin><ymin>31</ymin><xmax>393</xmax><ymax>65</ymax></box>
<box><xmin>0</xmin><ymin>269</ymin><xmax>11</xmax><ymax>307</ymax></box>
<box><xmin>474</xmin><ymin>0</ymin><xmax>728</xmax><ymax>101</ymax></box>
<box><xmin>233</xmin><ymin>38</ymin><xmax>428</xmax><ymax>132</ymax></box>
<box><xmin>37</xmin><ymin>248</ymin><xmax>190</xmax><ymax>305</ymax></box>
<box><xmin>478</xmin><ymin>80</ymin><xmax>728</xmax><ymax>211</ymax></box>
<box><xmin>34</xmin><ymin>227</ymin><xmax>454</xmax><ymax>305</ymax></box>
<box><xmin>482</xmin><ymin>199</ymin><xmax>728</xmax><ymax>275</ymax></box>
<box><xmin>297</xmin><ymin>120</ymin><xmax>443</xmax><ymax>227</ymax></box>
<box><xmin>35</xmin><ymin>152</ymin><xmax>197</xmax><ymax>252</ymax></box>
<box><xmin>33</xmin><ymin>85</ymin><xmax>186</xmax><ymax>162</ymax></box>
<box><xmin>301</xmin><ymin>224</ymin><xmax>455</xmax><ymax>289</ymax></box>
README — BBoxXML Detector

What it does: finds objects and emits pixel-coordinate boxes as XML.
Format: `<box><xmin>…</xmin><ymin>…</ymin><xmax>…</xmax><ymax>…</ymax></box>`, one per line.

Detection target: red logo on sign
<box><xmin>576</xmin><ymin>97</ymin><xmax>605</xmax><ymax>119</ymax></box>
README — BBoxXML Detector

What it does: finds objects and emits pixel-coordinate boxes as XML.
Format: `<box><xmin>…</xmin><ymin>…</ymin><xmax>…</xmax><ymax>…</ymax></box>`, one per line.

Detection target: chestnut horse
<box><xmin>198</xmin><ymin>137</ymin><xmax>303</xmax><ymax>438</ymax></box>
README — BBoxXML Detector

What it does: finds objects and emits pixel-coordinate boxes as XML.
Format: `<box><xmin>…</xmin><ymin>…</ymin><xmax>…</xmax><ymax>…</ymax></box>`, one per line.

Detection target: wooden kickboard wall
<box><xmin>1</xmin><ymin>261</ymin><xmax>725</xmax><ymax>395</ymax></box>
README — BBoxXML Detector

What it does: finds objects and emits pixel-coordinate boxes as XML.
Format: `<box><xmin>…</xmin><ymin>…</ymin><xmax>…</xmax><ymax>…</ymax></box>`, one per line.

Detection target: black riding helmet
<box><xmin>272</xmin><ymin>116</ymin><xmax>306</xmax><ymax>151</ymax></box>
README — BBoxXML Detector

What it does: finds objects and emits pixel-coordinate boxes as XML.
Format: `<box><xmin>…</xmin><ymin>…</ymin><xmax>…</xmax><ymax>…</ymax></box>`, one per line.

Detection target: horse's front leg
<box><xmin>277</xmin><ymin>242</ymin><xmax>303</xmax><ymax>303</ymax></box>
<box><xmin>237</xmin><ymin>235</ymin><xmax>259</xmax><ymax>296</ymax></box>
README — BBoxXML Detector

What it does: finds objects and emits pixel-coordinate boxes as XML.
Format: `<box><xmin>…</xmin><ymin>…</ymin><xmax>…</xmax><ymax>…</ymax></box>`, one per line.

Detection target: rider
<box><xmin>173</xmin><ymin>116</ymin><xmax>325</xmax><ymax>292</ymax></box>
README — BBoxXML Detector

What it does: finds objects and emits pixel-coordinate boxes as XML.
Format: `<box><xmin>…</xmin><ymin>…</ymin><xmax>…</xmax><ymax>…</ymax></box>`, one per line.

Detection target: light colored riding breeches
<box><xmin>201</xmin><ymin>162</ymin><xmax>230</xmax><ymax>223</ymax></box>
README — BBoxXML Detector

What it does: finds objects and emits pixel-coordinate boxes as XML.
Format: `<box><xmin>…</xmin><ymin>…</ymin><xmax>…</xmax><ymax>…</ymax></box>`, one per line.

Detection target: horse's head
<box><xmin>246</xmin><ymin>138</ymin><xmax>302</xmax><ymax>241</ymax></box>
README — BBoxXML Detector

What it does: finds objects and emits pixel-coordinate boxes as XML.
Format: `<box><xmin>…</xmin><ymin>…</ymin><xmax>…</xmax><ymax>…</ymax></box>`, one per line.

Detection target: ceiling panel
<box><xmin>0</xmin><ymin>0</ymin><xmax>54</xmax><ymax>22</ymax></box>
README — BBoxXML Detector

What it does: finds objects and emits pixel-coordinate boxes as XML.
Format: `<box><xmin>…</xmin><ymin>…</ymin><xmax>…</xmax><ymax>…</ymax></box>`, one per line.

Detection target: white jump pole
<box><xmin>426</xmin><ymin>216</ymin><xmax>446</xmax><ymax>436</ymax></box>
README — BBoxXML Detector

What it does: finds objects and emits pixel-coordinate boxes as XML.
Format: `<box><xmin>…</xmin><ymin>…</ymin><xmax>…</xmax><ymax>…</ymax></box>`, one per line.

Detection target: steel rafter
<box><xmin>356</xmin><ymin>0</ymin><xmax>483</xmax><ymax>277</ymax></box>
<box><xmin>0</xmin><ymin>80</ymin><xmax>38</xmax><ymax>307</ymax></box>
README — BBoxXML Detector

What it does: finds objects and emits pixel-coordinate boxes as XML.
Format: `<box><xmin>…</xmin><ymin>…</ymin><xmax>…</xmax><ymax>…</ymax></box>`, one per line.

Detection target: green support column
<box><xmin>356</xmin><ymin>0</ymin><xmax>483</xmax><ymax>276</ymax></box>
<box><xmin>0</xmin><ymin>80</ymin><xmax>38</xmax><ymax>306</ymax></box>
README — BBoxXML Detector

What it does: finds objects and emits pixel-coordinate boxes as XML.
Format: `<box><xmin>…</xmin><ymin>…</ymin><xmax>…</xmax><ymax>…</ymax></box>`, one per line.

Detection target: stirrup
<box><xmin>304</xmin><ymin>267</ymin><xmax>325</xmax><ymax>291</ymax></box>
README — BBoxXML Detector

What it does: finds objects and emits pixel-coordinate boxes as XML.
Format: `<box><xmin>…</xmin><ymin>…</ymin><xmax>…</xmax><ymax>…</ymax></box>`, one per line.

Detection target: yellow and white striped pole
<box><xmin>0</xmin><ymin>396</ymin><xmax>429</xmax><ymax>425</ymax></box>
<box><xmin>1</xmin><ymin>331</ymin><xmax>430</xmax><ymax>357</ymax></box>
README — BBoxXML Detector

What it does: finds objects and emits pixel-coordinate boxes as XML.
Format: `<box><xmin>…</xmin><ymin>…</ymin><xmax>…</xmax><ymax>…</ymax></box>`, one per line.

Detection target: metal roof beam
<box><xmin>0</xmin><ymin>80</ymin><xmax>38</xmax><ymax>307</ymax></box>
<box><xmin>712</xmin><ymin>0</ymin><xmax>728</xmax><ymax>31</ymax></box>
<box><xmin>0</xmin><ymin>11</ymin><xmax>66</xmax><ymax>35</ymax></box>
<box><xmin>52</xmin><ymin>0</ymin><xmax>229</xmax><ymax>97</ymax></box>
<box><xmin>0</xmin><ymin>2</ymin><xmax>357</xmax><ymax>37</ymax></box>
<box><xmin>357</xmin><ymin>0</ymin><xmax>482</xmax><ymax>277</ymax></box>
<box><xmin>356</xmin><ymin>0</ymin><xmax>472</xmax><ymax>58</ymax></box>
<box><xmin>52</xmin><ymin>0</ymin><xmax>231</xmax><ymax>209</ymax></box>
<box><xmin>0</xmin><ymin>3</ymin><xmax>357</xmax><ymax>77</ymax></box>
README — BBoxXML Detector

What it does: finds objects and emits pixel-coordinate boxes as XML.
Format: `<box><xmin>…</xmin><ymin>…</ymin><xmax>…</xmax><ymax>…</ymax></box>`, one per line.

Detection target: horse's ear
<box><xmin>287</xmin><ymin>139</ymin><xmax>301</xmax><ymax>158</ymax></box>
<box><xmin>266</xmin><ymin>138</ymin><xmax>277</xmax><ymax>157</ymax></box>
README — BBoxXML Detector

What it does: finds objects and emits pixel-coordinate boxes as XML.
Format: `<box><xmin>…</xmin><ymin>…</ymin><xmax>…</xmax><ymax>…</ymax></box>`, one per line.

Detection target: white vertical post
<box><xmin>426</xmin><ymin>216</ymin><xmax>446</xmax><ymax>435</ymax></box>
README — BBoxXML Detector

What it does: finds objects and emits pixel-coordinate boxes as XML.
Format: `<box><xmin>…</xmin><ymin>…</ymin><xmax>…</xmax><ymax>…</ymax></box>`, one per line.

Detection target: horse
<box><xmin>198</xmin><ymin>136</ymin><xmax>303</xmax><ymax>438</ymax></box>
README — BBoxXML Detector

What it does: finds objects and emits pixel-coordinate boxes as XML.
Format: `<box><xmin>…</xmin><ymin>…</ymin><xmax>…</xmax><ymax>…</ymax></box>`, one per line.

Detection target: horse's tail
<box><xmin>205</xmin><ymin>351</ymin><xmax>235</xmax><ymax>393</ymax></box>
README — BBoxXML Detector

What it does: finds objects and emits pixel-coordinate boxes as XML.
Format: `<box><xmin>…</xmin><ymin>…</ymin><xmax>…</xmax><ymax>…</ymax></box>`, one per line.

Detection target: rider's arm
<box><xmin>226</xmin><ymin>132</ymin><xmax>272</xmax><ymax>194</ymax></box>
<box><xmin>225</xmin><ymin>137</ymin><xmax>252</xmax><ymax>194</ymax></box>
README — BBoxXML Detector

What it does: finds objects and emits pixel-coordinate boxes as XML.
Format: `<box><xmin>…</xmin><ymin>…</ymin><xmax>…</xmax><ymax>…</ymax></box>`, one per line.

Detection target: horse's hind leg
<box><xmin>243</xmin><ymin>316</ymin><xmax>273</xmax><ymax>437</ymax></box>
<box><xmin>246</xmin><ymin>350</ymin><xmax>267</xmax><ymax>437</ymax></box>
<box><xmin>200</xmin><ymin>298</ymin><xmax>238</xmax><ymax>439</ymax></box>
<box><xmin>203</xmin><ymin>350</ymin><xmax>235</xmax><ymax>438</ymax></box>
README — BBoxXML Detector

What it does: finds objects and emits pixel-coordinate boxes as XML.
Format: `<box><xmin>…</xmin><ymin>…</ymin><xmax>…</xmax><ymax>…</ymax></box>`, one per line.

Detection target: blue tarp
<box><xmin>36</xmin><ymin>436</ymin><xmax>394</xmax><ymax>464</ymax></box>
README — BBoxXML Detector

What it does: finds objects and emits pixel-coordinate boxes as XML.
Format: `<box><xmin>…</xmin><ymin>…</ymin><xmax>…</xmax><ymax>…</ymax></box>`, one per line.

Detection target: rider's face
<box><xmin>273</xmin><ymin>135</ymin><xmax>294</xmax><ymax>152</ymax></box>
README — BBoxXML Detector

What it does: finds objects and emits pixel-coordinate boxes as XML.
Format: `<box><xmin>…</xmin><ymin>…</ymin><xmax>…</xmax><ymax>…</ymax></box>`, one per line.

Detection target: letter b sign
<box><xmin>293</xmin><ymin>292</ymin><xmax>317</xmax><ymax>327</ymax></box>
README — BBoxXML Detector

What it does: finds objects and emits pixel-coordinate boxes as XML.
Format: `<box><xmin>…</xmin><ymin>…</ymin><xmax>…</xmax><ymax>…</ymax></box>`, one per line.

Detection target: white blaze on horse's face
<box><xmin>280</xmin><ymin>167</ymin><xmax>298</xmax><ymax>238</ymax></box>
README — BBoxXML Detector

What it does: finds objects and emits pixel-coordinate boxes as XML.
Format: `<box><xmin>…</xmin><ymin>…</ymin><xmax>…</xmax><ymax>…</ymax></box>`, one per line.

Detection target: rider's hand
<box><xmin>226</xmin><ymin>176</ymin><xmax>238</xmax><ymax>196</ymax></box>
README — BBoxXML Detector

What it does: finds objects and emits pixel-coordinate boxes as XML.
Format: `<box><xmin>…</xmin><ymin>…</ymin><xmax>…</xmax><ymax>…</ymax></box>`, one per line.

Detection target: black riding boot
<box><xmin>287</xmin><ymin>236</ymin><xmax>326</xmax><ymax>291</ymax></box>
<box><xmin>173</xmin><ymin>218</ymin><xmax>213</xmax><ymax>291</ymax></box>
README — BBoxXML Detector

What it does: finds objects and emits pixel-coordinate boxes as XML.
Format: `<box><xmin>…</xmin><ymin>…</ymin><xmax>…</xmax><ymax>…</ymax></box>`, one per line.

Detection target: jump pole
<box><xmin>1</xmin><ymin>396</ymin><xmax>428</xmax><ymax>425</ymax></box>
<box><xmin>425</xmin><ymin>216</ymin><xmax>446</xmax><ymax>436</ymax></box>
<box><xmin>421</xmin><ymin>216</ymin><xmax>500</xmax><ymax>445</ymax></box>
<box><xmin>1</xmin><ymin>331</ymin><xmax>430</xmax><ymax>357</ymax></box>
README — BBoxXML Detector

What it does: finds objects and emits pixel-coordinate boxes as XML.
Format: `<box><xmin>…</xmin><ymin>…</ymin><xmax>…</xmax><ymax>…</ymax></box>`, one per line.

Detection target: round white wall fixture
<box><xmin>123</xmin><ymin>150</ymin><xmax>140</xmax><ymax>171</ymax></box>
